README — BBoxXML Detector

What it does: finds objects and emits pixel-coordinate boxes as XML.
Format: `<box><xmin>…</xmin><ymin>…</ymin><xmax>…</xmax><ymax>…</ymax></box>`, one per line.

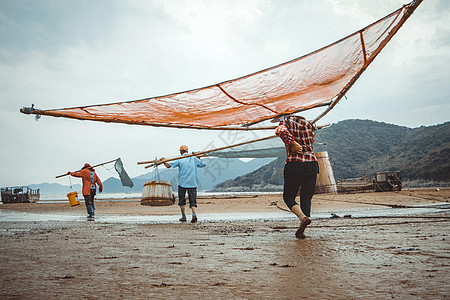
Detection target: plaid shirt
<box><xmin>275</xmin><ymin>116</ymin><xmax>317</xmax><ymax>162</ymax></box>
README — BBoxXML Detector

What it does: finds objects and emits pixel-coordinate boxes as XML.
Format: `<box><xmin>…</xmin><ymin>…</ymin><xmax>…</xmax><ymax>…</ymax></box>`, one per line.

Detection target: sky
<box><xmin>1</xmin><ymin>0</ymin><xmax>449</xmax><ymax>188</ymax></box>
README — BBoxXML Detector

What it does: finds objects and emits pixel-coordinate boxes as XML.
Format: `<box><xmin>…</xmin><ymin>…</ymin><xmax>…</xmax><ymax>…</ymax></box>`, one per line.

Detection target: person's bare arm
<box><xmin>159</xmin><ymin>157</ymin><xmax>171</xmax><ymax>168</ymax></box>
<box><xmin>289</xmin><ymin>141</ymin><xmax>303</xmax><ymax>154</ymax></box>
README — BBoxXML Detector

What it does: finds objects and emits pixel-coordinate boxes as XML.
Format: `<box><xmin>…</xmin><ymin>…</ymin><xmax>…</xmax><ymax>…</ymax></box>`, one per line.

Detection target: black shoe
<box><xmin>191</xmin><ymin>216</ymin><xmax>197</xmax><ymax>223</ymax></box>
<box><xmin>179</xmin><ymin>216</ymin><xmax>187</xmax><ymax>222</ymax></box>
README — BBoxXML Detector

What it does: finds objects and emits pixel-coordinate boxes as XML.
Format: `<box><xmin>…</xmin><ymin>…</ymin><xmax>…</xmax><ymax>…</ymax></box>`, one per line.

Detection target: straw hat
<box><xmin>179</xmin><ymin>145</ymin><xmax>189</xmax><ymax>151</ymax></box>
<box><xmin>82</xmin><ymin>163</ymin><xmax>94</xmax><ymax>171</ymax></box>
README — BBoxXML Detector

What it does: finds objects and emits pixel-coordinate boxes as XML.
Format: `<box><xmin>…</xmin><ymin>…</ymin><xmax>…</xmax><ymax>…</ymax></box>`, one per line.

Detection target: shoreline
<box><xmin>9</xmin><ymin>186</ymin><xmax>447</xmax><ymax>203</ymax></box>
<box><xmin>1</xmin><ymin>188</ymin><xmax>448</xmax><ymax>214</ymax></box>
<box><xmin>0</xmin><ymin>189</ymin><xmax>448</xmax><ymax>223</ymax></box>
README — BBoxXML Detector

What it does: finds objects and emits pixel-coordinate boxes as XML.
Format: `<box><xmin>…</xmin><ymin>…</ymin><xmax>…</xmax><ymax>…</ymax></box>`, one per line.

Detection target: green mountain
<box><xmin>213</xmin><ymin>119</ymin><xmax>450</xmax><ymax>192</ymax></box>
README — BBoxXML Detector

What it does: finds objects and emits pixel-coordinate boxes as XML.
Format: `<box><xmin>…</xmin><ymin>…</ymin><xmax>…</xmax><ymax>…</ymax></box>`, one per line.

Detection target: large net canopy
<box><xmin>21</xmin><ymin>1</ymin><xmax>421</xmax><ymax>130</ymax></box>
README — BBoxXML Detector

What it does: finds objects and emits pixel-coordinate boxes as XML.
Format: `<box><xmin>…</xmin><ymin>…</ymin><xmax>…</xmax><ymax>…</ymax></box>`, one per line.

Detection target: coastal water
<box><xmin>0</xmin><ymin>203</ymin><xmax>448</xmax><ymax>223</ymax></box>
<box><xmin>11</xmin><ymin>191</ymin><xmax>282</xmax><ymax>203</ymax></box>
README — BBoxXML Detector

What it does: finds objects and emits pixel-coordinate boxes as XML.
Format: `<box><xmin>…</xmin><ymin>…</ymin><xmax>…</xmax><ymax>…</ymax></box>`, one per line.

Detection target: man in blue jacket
<box><xmin>163</xmin><ymin>145</ymin><xmax>206</xmax><ymax>223</ymax></box>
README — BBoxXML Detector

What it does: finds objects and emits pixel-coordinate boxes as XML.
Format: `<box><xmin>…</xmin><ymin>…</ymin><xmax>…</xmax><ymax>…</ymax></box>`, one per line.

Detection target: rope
<box><xmin>272</xmin><ymin>216</ymin><xmax>450</xmax><ymax>230</ymax></box>
<box><xmin>272</xmin><ymin>192</ymin><xmax>449</xmax><ymax>212</ymax></box>
<box><xmin>154</xmin><ymin>165</ymin><xmax>161</xmax><ymax>181</ymax></box>
<box><xmin>314</xmin><ymin>192</ymin><xmax>338</xmax><ymax>202</ymax></box>
<box><xmin>272</xmin><ymin>193</ymin><xmax>337</xmax><ymax>212</ymax></box>
<box><xmin>101</xmin><ymin>164</ymin><xmax>116</xmax><ymax>175</ymax></box>
<box><xmin>312</xmin><ymin>183</ymin><xmax>449</xmax><ymax>208</ymax></box>
<box><xmin>273</xmin><ymin>203</ymin><xmax>290</xmax><ymax>213</ymax></box>
<box><xmin>310</xmin><ymin>218</ymin><xmax>450</xmax><ymax>228</ymax></box>
<box><xmin>314</xmin><ymin>195</ymin><xmax>411</xmax><ymax>208</ymax></box>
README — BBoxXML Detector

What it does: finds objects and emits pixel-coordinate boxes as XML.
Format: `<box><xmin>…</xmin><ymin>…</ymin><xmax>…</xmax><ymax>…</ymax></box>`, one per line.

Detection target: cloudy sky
<box><xmin>1</xmin><ymin>0</ymin><xmax>449</xmax><ymax>189</ymax></box>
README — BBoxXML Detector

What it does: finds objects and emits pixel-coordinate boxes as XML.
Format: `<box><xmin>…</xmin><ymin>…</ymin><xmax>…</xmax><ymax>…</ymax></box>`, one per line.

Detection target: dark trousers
<box><xmin>83</xmin><ymin>188</ymin><xmax>96</xmax><ymax>216</ymax></box>
<box><xmin>283</xmin><ymin>161</ymin><xmax>318</xmax><ymax>217</ymax></box>
<box><xmin>178</xmin><ymin>186</ymin><xmax>197</xmax><ymax>208</ymax></box>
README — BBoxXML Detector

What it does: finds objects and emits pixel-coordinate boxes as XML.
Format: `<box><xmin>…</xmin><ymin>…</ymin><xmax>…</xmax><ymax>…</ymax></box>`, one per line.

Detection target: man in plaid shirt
<box><xmin>276</xmin><ymin>115</ymin><xmax>319</xmax><ymax>238</ymax></box>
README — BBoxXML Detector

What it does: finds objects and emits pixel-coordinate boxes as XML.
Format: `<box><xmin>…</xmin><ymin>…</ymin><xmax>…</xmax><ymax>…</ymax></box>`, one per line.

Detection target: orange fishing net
<box><xmin>21</xmin><ymin>1</ymin><xmax>421</xmax><ymax>129</ymax></box>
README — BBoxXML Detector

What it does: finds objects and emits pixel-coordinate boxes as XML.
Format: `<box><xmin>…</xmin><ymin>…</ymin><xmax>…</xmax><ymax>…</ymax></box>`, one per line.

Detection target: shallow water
<box><xmin>23</xmin><ymin>191</ymin><xmax>281</xmax><ymax>203</ymax></box>
<box><xmin>0</xmin><ymin>203</ymin><xmax>448</xmax><ymax>223</ymax></box>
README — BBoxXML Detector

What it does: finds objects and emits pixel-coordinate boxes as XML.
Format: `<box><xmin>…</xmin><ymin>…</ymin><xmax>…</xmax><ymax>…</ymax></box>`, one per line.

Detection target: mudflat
<box><xmin>0</xmin><ymin>189</ymin><xmax>449</xmax><ymax>299</ymax></box>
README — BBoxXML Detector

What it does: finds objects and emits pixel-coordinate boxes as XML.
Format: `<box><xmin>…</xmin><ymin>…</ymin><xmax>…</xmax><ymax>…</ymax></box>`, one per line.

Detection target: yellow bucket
<box><xmin>67</xmin><ymin>191</ymin><xmax>80</xmax><ymax>207</ymax></box>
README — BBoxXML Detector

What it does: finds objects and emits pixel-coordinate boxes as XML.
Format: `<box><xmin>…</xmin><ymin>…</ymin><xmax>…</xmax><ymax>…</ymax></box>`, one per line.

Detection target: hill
<box><xmin>213</xmin><ymin>119</ymin><xmax>450</xmax><ymax>192</ymax></box>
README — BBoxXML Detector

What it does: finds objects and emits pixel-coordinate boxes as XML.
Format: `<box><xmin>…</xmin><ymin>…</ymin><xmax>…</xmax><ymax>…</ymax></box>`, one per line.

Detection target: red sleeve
<box><xmin>95</xmin><ymin>174</ymin><xmax>103</xmax><ymax>191</ymax></box>
<box><xmin>70</xmin><ymin>171</ymin><xmax>82</xmax><ymax>178</ymax></box>
<box><xmin>275</xmin><ymin>122</ymin><xmax>295</xmax><ymax>145</ymax></box>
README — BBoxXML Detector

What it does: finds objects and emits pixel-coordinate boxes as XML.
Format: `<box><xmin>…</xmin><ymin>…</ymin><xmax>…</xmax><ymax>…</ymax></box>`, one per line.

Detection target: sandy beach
<box><xmin>1</xmin><ymin>189</ymin><xmax>449</xmax><ymax>299</ymax></box>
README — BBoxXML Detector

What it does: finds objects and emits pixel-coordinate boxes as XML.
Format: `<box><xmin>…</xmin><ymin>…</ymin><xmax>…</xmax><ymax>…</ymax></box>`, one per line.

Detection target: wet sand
<box><xmin>0</xmin><ymin>189</ymin><xmax>449</xmax><ymax>299</ymax></box>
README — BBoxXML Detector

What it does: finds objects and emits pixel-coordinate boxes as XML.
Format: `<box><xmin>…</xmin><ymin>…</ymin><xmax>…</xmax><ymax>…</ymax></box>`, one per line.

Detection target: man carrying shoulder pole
<box><xmin>67</xmin><ymin>163</ymin><xmax>103</xmax><ymax>220</ymax></box>
<box><xmin>161</xmin><ymin>145</ymin><xmax>206</xmax><ymax>223</ymax></box>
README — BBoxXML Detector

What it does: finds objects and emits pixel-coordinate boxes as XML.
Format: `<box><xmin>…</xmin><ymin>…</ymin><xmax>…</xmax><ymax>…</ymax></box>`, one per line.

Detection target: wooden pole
<box><xmin>312</xmin><ymin>0</ymin><xmax>423</xmax><ymax>124</ymax></box>
<box><xmin>139</xmin><ymin>135</ymin><xmax>276</xmax><ymax>168</ymax></box>
<box><xmin>140</xmin><ymin>123</ymin><xmax>330</xmax><ymax>168</ymax></box>
<box><xmin>56</xmin><ymin>158</ymin><xmax>118</xmax><ymax>178</ymax></box>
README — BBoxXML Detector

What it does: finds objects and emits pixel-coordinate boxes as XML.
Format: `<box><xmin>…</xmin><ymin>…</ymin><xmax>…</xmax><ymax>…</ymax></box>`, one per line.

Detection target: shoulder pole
<box><xmin>55</xmin><ymin>158</ymin><xmax>118</xmax><ymax>178</ymax></box>
<box><xmin>139</xmin><ymin>123</ymin><xmax>329</xmax><ymax>168</ymax></box>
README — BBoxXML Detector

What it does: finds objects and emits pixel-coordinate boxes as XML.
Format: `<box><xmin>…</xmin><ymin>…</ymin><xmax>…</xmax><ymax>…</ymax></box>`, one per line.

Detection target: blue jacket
<box><xmin>169</xmin><ymin>154</ymin><xmax>206</xmax><ymax>188</ymax></box>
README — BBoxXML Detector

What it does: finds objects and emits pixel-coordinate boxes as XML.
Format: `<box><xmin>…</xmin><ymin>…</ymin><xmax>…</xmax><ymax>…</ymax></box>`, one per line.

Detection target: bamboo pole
<box><xmin>139</xmin><ymin>135</ymin><xmax>276</xmax><ymax>168</ymax></box>
<box><xmin>56</xmin><ymin>159</ymin><xmax>118</xmax><ymax>178</ymax></box>
<box><xmin>140</xmin><ymin>123</ymin><xmax>330</xmax><ymax>168</ymax></box>
<box><xmin>312</xmin><ymin>0</ymin><xmax>423</xmax><ymax>124</ymax></box>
